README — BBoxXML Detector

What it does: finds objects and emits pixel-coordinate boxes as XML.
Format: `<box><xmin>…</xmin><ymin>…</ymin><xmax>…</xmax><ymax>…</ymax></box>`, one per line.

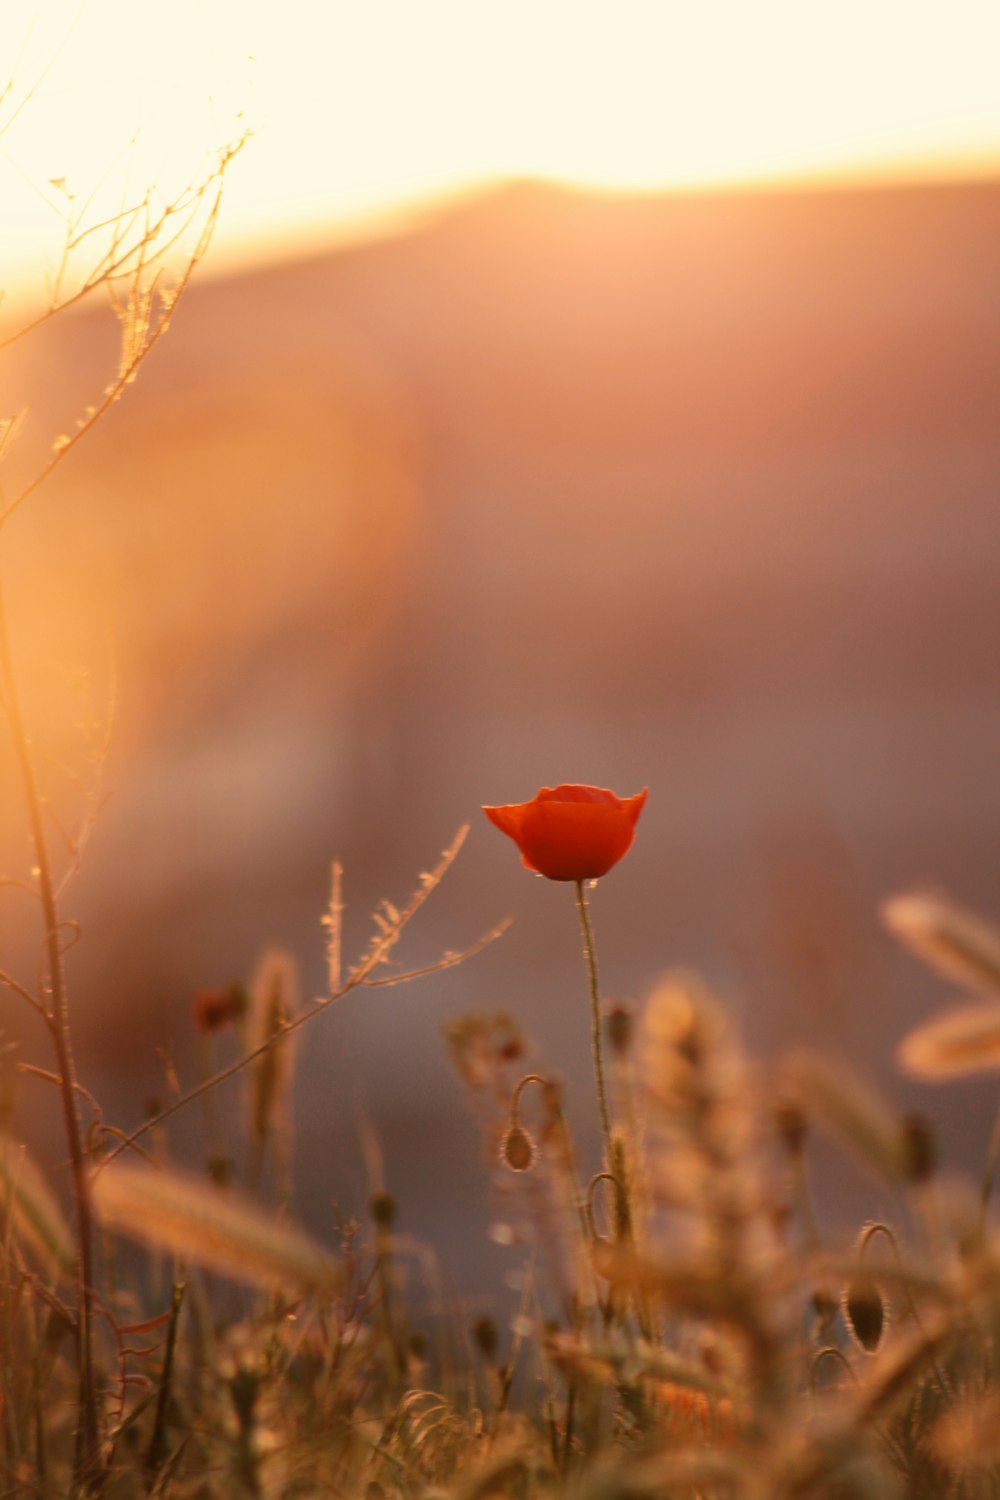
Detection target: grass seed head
<box><xmin>0</xmin><ymin>1135</ymin><xmax>74</xmax><ymax>1281</ymax></box>
<box><xmin>92</xmin><ymin>1160</ymin><xmax>341</xmax><ymax>1294</ymax></box>
<box><xmin>898</xmin><ymin>1003</ymin><xmax>1000</xmax><ymax>1080</ymax></box>
<box><xmin>784</xmin><ymin>1050</ymin><xmax>909</xmax><ymax>1183</ymax></box>
<box><xmin>883</xmin><ymin>891</ymin><xmax>1000</xmax><ymax>995</ymax></box>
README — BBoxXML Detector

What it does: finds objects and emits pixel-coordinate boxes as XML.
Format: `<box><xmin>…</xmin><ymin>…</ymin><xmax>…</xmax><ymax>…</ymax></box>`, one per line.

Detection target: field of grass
<box><xmin>4</xmin><ymin>820</ymin><xmax>1000</xmax><ymax>1498</ymax></box>
<box><xmin>5</xmin><ymin>86</ymin><xmax>1000</xmax><ymax>1500</ymax></box>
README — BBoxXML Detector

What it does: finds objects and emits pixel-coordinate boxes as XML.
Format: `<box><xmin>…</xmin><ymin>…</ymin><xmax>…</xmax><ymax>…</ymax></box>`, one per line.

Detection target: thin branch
<box><xmin>361</xmin><ymin>917</ymin><xmax>513</xmax><ymax>988</ymax></box>
<box><xmin>0</xmin><ymin>965</ymin><xmax>48</xmax><ymax>1021</ymax></box>
<box><xmin>0</xmin><ymin>133</ymin><xmax>247</xmax><ymax>355</ymax></box>
<box><xmin>96</xmin><ymin>829</ymin><xmax>510</xmax><ymax>1169</ymax></box>
<box><xmin>17</xmin><ymin>1063</ymin><xmax>104</xmax><ymax>1120</ymax></box>
<box><xmin>0</xmin><ymin>5</ymin><xmax>87</xmax><ymax>144</ymax></box>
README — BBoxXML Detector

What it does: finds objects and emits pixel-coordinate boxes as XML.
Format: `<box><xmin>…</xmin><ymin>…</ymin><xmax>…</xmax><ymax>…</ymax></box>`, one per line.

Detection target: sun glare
<box><xmin>4</xmin><ymin>0</ymin><xmax>1000</xmax><ymax>293</ymax></box>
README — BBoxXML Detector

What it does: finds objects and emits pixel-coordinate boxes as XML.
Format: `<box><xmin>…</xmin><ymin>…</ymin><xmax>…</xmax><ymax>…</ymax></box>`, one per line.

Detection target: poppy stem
<box><xmin>574</xmin><ymin>881</ymin><xmax>614</xmax><ymax>1167</ymax></box>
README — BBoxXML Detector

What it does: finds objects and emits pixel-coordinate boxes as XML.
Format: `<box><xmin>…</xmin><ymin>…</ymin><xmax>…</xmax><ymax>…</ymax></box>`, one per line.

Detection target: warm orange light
<box><xmin>5</xmin><ymin>0</ymin><xmax>1000</xmax><ymax>295</ymax></box>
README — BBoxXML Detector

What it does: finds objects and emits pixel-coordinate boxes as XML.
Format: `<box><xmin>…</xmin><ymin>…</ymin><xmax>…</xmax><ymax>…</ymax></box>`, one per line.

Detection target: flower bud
<box><xmin>901</xmin><ymin>1114</ymin><xmax>937</xmax><ymax>1184</ymax></box>
<box><xmin>483</xmin><ymin>784</ymin><xmax>648</xmax><ymax>882</ymax></box>
<box><xmin>193</xmin><ymin>982</ymin><xmax>246</xmax><ymax>1034</ymax></box>
<box><xmin>370</xmin><ymin>1192</ymin><xmax>397</xmax><ymax>1229</ymax></box>
<box><xmin>500</xmin><ymin>1124</ymin><xmax>537</xmax><ymax>1173</ymax></box>
<box><xmin>842</xmin><ymin>1274</ymin><xmax>887</xmax><ymax>1354</ymax></box>
<box><xmin>605</xmin><ymin>1002</ymin><xmax>634</xmax><ymax>1055</ymax></box>
<box><xmin>472</xmin><ymin>1316</ymin><xmax>499</xmax><ymax>1363</ymax></box>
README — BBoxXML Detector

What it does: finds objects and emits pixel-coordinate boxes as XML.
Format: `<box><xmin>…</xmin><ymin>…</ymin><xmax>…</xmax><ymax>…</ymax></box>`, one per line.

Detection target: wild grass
<box><xmin>5</xmin><ymin>875</ymin><xmax>1000</xmax><ymax>1497</ymax></box>
<box><xmin>5</xmin><ymin>52</ymin><xmax>1000</xmax><ymax>1500</ymax></box>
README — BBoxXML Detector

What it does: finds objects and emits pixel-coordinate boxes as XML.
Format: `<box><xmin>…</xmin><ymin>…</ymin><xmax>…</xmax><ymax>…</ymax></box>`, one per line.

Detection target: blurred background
<box><xmin>3</xmin><ymin>1</ymin><xmax>1000</xmax><ymax>1304</ymax></box>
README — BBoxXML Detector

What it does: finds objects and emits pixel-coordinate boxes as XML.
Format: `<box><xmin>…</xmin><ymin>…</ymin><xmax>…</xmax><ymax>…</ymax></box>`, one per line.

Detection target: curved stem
<box><xmin>510</xmin><ymin>1073</ymin><xmax>551</xmax><ymax>1119</ymax></box>
<box><xmin>574</xmin><ymin>881</ymin><xmax>614</xmax><ymax>1167</ymax></box>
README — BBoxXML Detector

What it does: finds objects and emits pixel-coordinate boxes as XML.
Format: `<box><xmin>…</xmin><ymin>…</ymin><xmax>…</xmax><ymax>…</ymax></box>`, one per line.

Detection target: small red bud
<box><xmin>193</xmin><ymin>982</ymin><xmax>246</xmax><ymax>1034</ymax></box>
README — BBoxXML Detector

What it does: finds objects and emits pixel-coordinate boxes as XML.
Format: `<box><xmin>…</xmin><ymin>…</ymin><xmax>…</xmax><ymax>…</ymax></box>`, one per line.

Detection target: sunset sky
<box><xmin>5</xmin><ymin>0</ymin><xmax>1000</xmax><ymax>289</ymax></box>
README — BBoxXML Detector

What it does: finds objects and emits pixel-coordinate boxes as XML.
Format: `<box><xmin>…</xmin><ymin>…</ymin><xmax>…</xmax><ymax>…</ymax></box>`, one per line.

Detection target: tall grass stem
<box><xmin>0</xmin><ymin>582</ymin><xmax>101</xmax><ymax>1490</ymax></box>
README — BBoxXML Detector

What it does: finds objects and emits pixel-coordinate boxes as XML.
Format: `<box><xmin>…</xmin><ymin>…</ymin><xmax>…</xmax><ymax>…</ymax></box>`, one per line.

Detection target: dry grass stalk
<box><xmin>246</xmin><ymin>947</ymin><xmax>299</xmax><ymax>1196</ymax></box>
<box><xmin>883</xmin><ymin>892</ymin><xmax>1000</xmax><ymax>996</ymax></box>
<box><xmin>783</xmin><ymin>1050</ymin><xmax>909</xmax><ymax>1183</ymax></box>
<box><xmin>0</xmin><ymin>1135</ymin><xmax>74</xmax><ymax>1281</ymax></box>
<box><xmin>92</xmin><ymin>1160</ymin><xmax>341</xmax><ymax>1295</ymax></box>
<box><xmin>898</xmin><ymin>1002</ymin><xmax>1000</xmax><ymax>1079</ymax></box>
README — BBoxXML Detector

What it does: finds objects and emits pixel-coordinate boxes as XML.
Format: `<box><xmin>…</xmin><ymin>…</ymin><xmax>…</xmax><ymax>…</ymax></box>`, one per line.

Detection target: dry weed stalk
<box><xmin>96</xmin><ymin>827</ymin><xmax>511</xmax><ymax>1171</ymax></box>
<box><xmin>0</xmin><ymin>55</ymin><xmax>246</xmax><ymax>1493</ymax></box>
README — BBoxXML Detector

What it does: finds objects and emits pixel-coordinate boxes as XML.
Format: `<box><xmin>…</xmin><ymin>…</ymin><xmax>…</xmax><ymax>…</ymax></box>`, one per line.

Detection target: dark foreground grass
<box><xmin>5</xmin><ymin>873</ymin><xmax>1000</xmax><ymax>1499</ymax></box>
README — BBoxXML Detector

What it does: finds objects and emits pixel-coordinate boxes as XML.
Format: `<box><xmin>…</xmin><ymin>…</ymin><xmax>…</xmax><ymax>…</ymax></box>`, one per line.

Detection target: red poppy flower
<box><xmin>483</xmin><ymin>784</ymin><xmax>648</xmax><ymax>882</ymax></box>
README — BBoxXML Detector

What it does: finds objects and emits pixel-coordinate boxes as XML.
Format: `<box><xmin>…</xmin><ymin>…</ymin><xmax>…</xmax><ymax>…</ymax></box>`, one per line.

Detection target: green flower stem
<box><xmin>574</xmin><ymin>881</ymin><xmax>614</xmax><ymax>1167</ymax></box>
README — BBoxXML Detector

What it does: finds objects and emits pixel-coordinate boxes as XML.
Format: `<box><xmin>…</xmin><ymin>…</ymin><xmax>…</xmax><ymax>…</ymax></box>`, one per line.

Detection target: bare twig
<box><xmin>0</xmin><ymin>965</ymin><xmax>47</xmax><ymax>1020</ymax></box>
<box><xmin>96</xmin><ymin>830</ymin><xmax>510</xmax><ymax>1169</ymax></box>
<box><xmin>0</xmin><ymin>146</ymin><xmax>246</xmax><ymax>535</ymax></box>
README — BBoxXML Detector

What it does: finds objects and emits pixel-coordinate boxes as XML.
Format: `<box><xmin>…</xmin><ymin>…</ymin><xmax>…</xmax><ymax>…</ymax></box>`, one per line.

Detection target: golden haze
<box><xmin>4</xmin><ymin>0</ymin><xmax>1000</xmax><ymax>293</ymax></box>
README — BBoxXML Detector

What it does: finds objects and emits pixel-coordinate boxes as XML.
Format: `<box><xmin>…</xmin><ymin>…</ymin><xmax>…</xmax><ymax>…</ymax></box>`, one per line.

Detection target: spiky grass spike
<box><xmin>0</xmin><ymin>1135</ymin><xmax>74</xmax><ymax>1281</ymax></box>
<box><xmin>883</xmin><ymin>892</ymin><xmax>1000</xmax><ymax>996</ymax></box>
<box><xmin>92</xmin><ymin>1161</ymin><xmax>341</xmax><ymax>1294</ymax></box>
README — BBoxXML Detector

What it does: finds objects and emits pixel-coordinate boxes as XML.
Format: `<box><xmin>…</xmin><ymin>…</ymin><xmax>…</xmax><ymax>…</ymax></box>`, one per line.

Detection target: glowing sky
<box><xmin>5</xmin><ymin>0</ymin><xmax>1000</xmax><ymax>289</ymax></box>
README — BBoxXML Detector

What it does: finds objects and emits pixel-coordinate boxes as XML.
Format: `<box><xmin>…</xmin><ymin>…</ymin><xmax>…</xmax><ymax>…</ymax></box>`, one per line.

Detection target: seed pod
<box><xmin>370</xmin><ymin>1192</ymin><xmax>397</xmax><ymax>1229</ymax></box>
<box><xmin>500</xmin><ymin>1124</ymin><xmax>537</xmax><ymax>1173</ymax></box>
<box><xmin>472</xmin><ymin>1316</ymin><xmax>499</xmax><ymax>1363</ymax></box>
<box><xmin>774</xmin><ymin>1094</ymin><xmax>808</xmax><ymax>1154</ymax></box>
<box><xmin>842</xmin><ymin>1274</ymin><xmax>888</xmax><ymax>1354</ymax></box>
<box><xmin>605</xmin><ymin>1002</ymin><xmax>634</xmax><ymax>1055</ymax></box>
<box><xmin>900</xmin><ymin>1114</ymin><xmax>936</xmax><ymax>1184</ymax></box>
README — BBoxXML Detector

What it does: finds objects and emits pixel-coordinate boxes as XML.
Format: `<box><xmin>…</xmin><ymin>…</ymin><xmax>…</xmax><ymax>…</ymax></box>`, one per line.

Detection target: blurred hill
<box><xmin>3</xmin><ymin>176</ymin><xmax>1000</xmax><ymax>1288</ymax></box>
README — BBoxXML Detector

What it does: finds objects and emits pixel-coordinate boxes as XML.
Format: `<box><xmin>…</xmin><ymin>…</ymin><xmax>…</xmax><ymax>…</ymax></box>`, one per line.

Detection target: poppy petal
<box><xmin>484</xmin><ymin>785</ymin><xmax>647</xmax><ymax>882</ymax></box>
